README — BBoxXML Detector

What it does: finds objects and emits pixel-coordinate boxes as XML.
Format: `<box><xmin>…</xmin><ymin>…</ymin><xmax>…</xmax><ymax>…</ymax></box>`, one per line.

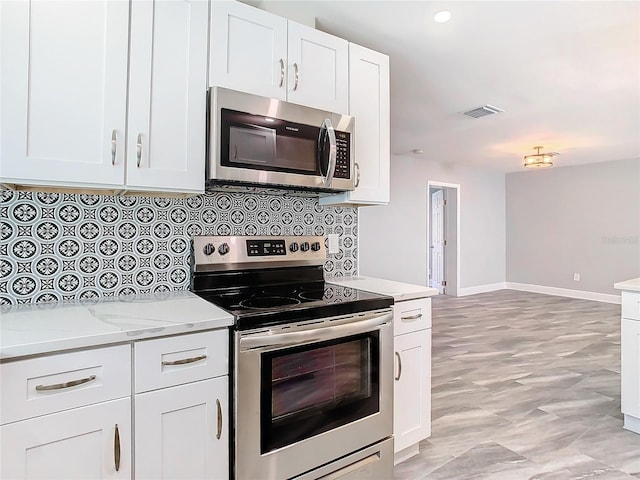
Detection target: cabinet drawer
<box><xmin>0</xmin><ymin>344</ymin><xmax>131</xmax><ymax>425</ymax></box>
<box><xmin>393</xmin><ymin>298</ymin><xmax>431</xmax><ymax>336</ymax></box>
<box><xmin>135</xmin><ymin>329</ymin><xmax>228</xmax><ymax>393</ymax></box>
<box><xmin>622</xmin><ymin>291</ymin><xmax>640</xmax><ymax>321</ymax></box>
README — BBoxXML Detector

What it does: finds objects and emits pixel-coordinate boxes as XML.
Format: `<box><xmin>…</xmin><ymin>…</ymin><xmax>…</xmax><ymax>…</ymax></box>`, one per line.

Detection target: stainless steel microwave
<box><xmin>207</xmin><ymin>87</ymin><xmax>355</xmax><ymax>192</ymax></box>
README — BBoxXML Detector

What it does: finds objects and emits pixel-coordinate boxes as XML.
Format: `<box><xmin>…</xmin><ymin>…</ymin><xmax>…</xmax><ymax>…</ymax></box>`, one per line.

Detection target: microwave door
<box><xmin>229</xmin><ymin>125</ymin><xmax>276</xmax><ymax>166</ymax></box>
<box><xmin>317</xmin><ymin>118</ymin><xmax>337</xmax><ymax>188</ymax></box>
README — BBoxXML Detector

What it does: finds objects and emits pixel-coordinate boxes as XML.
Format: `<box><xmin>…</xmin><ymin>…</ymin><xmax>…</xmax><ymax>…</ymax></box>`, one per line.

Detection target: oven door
<box><xmin>235</xmin><ymin>309</ymin><xmax>393</xmax><ymax>480</ymax></box>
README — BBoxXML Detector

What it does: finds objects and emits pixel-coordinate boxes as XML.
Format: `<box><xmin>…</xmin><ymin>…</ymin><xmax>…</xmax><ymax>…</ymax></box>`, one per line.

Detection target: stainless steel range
<box><xmin>190</xmin><ymin>236</ymin><xmax>394</xmax><ymax>480</ymax></box>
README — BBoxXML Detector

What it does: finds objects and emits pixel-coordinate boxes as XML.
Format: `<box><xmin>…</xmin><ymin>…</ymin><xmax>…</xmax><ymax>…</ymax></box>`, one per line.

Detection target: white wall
<box><xmin>506</xmin><ymin>158</ymin><xmax>640</xmax><ymax>295</ymax></box>
<box><xmin>358</xmin><ymin>155</ymin><xmax>506</xmax><ymax>291</ymax></box>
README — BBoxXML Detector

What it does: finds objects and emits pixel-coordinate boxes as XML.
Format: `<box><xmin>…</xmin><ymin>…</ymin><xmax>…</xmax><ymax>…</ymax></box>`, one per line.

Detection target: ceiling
<box><xmin>250</xmin><ymin>1</ymin><xmax>640</xmax><ymax>172</ymax></box>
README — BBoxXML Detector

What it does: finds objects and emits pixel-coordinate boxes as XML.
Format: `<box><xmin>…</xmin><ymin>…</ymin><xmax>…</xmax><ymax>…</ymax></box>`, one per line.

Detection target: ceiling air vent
<box><xmin>463</xmin><ymin>104</ymin><xmax>504</xmax><ymax>119</ymax></box>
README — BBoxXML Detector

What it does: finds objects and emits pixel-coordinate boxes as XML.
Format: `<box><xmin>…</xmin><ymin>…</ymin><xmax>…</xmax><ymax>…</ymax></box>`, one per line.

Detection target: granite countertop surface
<box><xmin>614</xmin><ymin>278</ymin><xmax>640</xmax><ymax>292</ymax></box>
<box><xmin>328</xmin><ymin>276</ymin><xmax>439</xmax><ymax>302</ymax></box>
<box><xmin>0</xmin><ymin>291</ymin><xmax>233</xmax><ymax>360</ymax></box>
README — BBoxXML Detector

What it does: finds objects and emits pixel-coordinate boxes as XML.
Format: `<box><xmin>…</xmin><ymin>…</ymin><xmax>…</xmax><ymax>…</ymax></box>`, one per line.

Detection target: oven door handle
<box><xmin>240</xmin><ymin>312</ymin><xmax>392</xmax><ymax>351</ymax></box>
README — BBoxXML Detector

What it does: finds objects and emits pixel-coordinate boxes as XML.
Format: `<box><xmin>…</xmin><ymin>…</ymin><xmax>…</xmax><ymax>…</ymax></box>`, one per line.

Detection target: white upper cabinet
<box><xmin>127</xmin><ymin>0</ymin><xmax>208</xmax><ymax>193</ymax></box>
<box><xmin>320</xmin><ymin>43</ymin><xmax>390</xmax><ymax>206</ymax></box>
<box><xmin>210</xmin><ymin>1</ymin><xmax>349</xmax><ymax>113</ymax></box>
<box><xmin>0</xmin><ymin>0</ymin><xmax>207</xmax><ymax>194</ymax></box>
<box><xmin>210</xmin><ymin>1</ymin><xmax>288</xmax><ymax>101</ymax></box>
<box><xmin>286</xmin><ymin>21</ymin><xmax>349</xmax><ymax>113</ymax></box>
<box><xmin>0</xmin><ymin>0</ymin><xmax>129</xmax><ymax>188</ymax></box>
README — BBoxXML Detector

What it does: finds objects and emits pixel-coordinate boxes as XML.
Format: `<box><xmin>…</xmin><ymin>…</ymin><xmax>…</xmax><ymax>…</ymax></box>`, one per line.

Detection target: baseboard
<box><xmin>457</xmin><ymin>282</ymin><xmax>507</xmax><ymax>296</ymax></box>
<box><xmin>505</xmin><ymin>282</ymin><xmax>621</xmax><ymax>304</ymax></box>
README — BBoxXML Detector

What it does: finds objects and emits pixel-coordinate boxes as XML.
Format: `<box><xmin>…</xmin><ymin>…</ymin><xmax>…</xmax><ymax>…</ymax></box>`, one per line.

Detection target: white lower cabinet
<box><xmin>0</xmin><ymin>329</ymin><xmax>230</xmax><ymax>480</ymax></box>
<box><xmin>0</xmin><ymin>398</ymin><xmax>131</xmax><ymax>480</ymax></box>
<box><xmin>621</xmin><ymin>290</ymin><xmax>640</xmax><ymax>434</ymax></box>
<box><xmin>134</xmin><ymin>329</ymin><xmax>229</xmax><ymax>480</ymax></box>
<box><xmin>392</xmin><ymin>298</ymin><xmax>432</xmax><ymax>464</ymax></box>
<box><xmin>135</xmin><ymin>377</ymin><xmax>228</xmax><ymax>480</ymax></box>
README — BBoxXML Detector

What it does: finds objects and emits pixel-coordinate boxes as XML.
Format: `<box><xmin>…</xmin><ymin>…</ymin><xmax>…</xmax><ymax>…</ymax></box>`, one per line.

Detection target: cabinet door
<box><xmin>127</xmin><ymin>0</ymin><xmax>208</xmax><ymax>193</ymax></box>
<box><xmin>0</xmin><ymin>398</ymin><xmax>131</xmax><ymax>480</ymax></box>
<box><xmin>319</xmin><ymin>43</ymin><xmax>389</xmax><ymax>206</ymax></box>
<box><xmin>210</xmin><ymin>1</ymin><xmax>287</xmax><ymax>100</ymax></box>
<box><xmin>135</xmin><ymin>377</ymin><xmax>229</xmax><ymax>480</ymax></box>
<box><xmin>393</xmin><ymin>329</ymin><xmax>432</xmax><ymax>453</ymax></box>
<box><xmin>621</xmin><ymin>318</ymin><xmax>640</xmax><ymax>418</ymax></box>
<box><xmin>287</xmin><ymin>21</ymin><xmax>349</xmax><ymax>113</ymax></box>
<box><xmin>0</xmin><ymin>0</ymin><xmax>128</xmax><ymax>188</ymax></box>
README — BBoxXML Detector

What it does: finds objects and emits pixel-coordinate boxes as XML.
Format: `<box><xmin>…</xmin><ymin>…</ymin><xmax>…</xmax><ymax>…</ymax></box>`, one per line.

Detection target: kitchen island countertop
<box><xmin>0</xmin><ymin>291</ymin><xmax>233</xmax><ymax>360</ymax></box>
<box><xmin>614</xmin><ymin>278</ymin><xmax>640</xmax><ymax>292</ymax></box>
<box><xmin>328</xmin><ymin>276</ymin><xmax>438</xmax><ymax>302</ymax></box>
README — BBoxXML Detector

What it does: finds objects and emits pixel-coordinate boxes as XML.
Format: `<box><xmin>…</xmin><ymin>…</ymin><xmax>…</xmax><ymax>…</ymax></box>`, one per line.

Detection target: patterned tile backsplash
<box><xmin>0</xmin><ymin>190</ymin><xmax>357</xmax><ymax>305</ymax></box>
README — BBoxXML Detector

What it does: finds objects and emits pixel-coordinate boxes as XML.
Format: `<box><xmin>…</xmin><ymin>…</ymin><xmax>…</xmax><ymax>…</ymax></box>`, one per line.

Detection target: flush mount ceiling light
<box><xmin>523</xmin><ymin>146</ymin><xmax>558</xmax><ymax>168</ymax></box>
<box><xmin>434</xmin><ymin>10</ymin><xmax>452</xmax><ymax>23</ymax></box>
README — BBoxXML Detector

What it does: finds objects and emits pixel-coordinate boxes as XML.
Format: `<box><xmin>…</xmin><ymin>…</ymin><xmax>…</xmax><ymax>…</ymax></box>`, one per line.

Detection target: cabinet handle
<box><xmin>395</xmin><ymin>352</ymin><xmax>402</xmax><ymax>381</ymax></box>
<box><xmin>161</xmin><ymin>354</ymin><xmax>207</xmax><ymax>366</ymax></box>
<box><xmin>401</xmin><ymin>313</ymin><xmax>422</xmax><ymax>321</ymax></box>
<box><xmin>136</xmin><ymin>133</ymin><xmax>142</xmax><ymax>167</ymax></box>
<box><xmin>293</xmin><ymin>63</ymin><xmax>299</xmax><ymax>91</ymax></box>
<box><xmin>279</xmin><ymin>58</ymin><xmax>285</xmax><ymax>87</ymax></box>
<box><xmin>354</xmin><ymin>162</ymin><xmax>361</xmax><ymax>188</ymax></box>
<box><xmin>216</xmin><ymin>398</ymin><xmax>223</xmax><ymax>440</ymax></box>
<box><xmin>114</xmin><ymin>424</ymin><xmax>121</xmax><ymax>472</ymax></box>
<box><xmin>111</xmin><ymin>130</ymin><xmax>117</xmax><ymax>165</ymax></box>
<box><xmin>35</xmin><ymin>374</ymin><xmax>97</xmax><ymax>391</ymax></box>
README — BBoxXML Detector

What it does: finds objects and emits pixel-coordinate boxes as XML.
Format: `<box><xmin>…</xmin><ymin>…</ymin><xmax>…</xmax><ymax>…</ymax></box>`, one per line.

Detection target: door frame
<box><xmin>427</xmin><ymin>181</ymin><xmax>460</xmax><ymax>296</ymax></box>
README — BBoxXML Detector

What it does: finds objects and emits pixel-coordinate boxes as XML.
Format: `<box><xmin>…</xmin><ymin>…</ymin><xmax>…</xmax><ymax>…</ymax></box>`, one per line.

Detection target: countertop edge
<box><xmin>614</xmin><ymin>278</ymin><xmax>640</xmax><ymax>292</ymax></box>
<box><xmin>0</xmin><ymin>317</ymin><xmax>234</xmax><ymax>361</ymax></box>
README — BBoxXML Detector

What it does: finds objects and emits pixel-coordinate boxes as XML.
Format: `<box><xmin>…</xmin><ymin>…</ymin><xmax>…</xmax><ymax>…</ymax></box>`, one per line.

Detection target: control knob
<box><xmin>289</xmin><ymin>242</ymin><xmax>299</xmax><ymax>253</ymax></box>
<box><xmin>218</xmin><ymin>243</ymin><xmax>230</xmax><ymax>255</ymax></box>
<box><xmin>300</xmin><ymin>241</ymin><xmax>310</xmax><ymax>252</ymax></box>
<box><xmin>203</xmin><ymin>243</ymin><xmax>215</xmax><ymax>256</ymax></box>
<box><xmin>311</xmin><ymin>241</ymin><xmax>321</xmax><ymax>252</ymax></box>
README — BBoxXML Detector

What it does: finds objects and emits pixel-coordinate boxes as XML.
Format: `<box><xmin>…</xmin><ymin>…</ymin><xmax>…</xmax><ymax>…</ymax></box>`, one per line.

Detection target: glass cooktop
<box><xmin>194</xmin><ymin>282</ymin><xmax>393</xmax><ymax>330</ymax></box>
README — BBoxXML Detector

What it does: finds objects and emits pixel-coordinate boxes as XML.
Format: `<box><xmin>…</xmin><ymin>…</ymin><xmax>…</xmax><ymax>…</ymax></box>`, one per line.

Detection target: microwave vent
<box><xmin>463</xmin><ymin>104</ymin><xmax>504</xmax><ymax>119</ymax></box>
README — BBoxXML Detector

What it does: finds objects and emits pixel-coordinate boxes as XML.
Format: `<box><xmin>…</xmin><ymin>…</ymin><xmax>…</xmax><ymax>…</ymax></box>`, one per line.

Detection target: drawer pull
<box><xmin>114</xmin><ymin>424</ymin><xmax>121</xmax><ymax>472</ymax></box>
<box><xmin>216</xmin><ymin>398</ymin><xmax>223</xmax><ymax>440</ymax></box>
<box><xmin>401</xmin><ymin>313</ymin><xmax>422</xmax><ymax>321</ymax></box>
<box><xmin>35</xmin><ymin>374</ymin><xmax>97</xmax><ymax>391</ymax></box>
<box><xmin>395</xmin><ymin>352</ymin><xmax>402</xmax><ymax>381</ymax></box>
<box><xmin>161</xmin><ymin>354</ymin><xmax>207</xmax><ymax>366</ymax></box>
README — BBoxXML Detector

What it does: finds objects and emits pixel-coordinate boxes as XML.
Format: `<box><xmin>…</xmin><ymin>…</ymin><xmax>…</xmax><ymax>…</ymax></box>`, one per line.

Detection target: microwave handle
<box><xmin>319</xmin><ymin>118</ymin><xmax>337</xmax><ymax>188</ymax></box>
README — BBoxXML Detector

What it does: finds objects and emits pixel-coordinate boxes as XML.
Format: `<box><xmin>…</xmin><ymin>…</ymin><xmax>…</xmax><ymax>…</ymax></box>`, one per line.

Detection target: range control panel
<box><xmin>192</xmin><ymin>235</ymin><xmax>326</xmax><ymax>271</ymax></box>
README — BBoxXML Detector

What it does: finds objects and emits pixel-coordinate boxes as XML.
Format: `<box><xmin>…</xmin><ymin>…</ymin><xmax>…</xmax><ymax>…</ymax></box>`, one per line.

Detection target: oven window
<box><xmin>260</xmin><ymin>332</ymin><xmax>379</xmax><ymax>453</ymax></box>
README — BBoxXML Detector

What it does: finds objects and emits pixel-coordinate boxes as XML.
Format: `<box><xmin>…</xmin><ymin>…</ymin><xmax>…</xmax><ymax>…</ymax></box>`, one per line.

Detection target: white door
<box><xmin>431</xmin><ymin>189</ymin><xmax>445</xmax><ymax>294</ymax></box>
<box><xmin>393</xmin><ymin>330</ymin><xmax>432</xmax><ymax>453</ymax></box>
<box><xmin>287</xmin><ymin>22</ymin><xmax>349</xmax><ymax>113</ymax></box>
<box><xmin>0</xmin><ymin>398</ymin><xmax>131</xmax><ymax>479</ymax></box>
<box><xmin>210</xmin><ymin>1</ymin><xmax>287</xmax><ymax>100</ymax></box>
<box><xmin>0</xmin><ymin>0</ymin><xmax>128</xmax><ymax>188</ymax></box>
<box><xmin>346</xmin><ymin>43</ymin><xmax>390</xmax><ymax>204</ymax></box>
<box><xmin>135</xmin><ymin>377</ymin><xmax>229</xmax><ymax>480</ymax></box>
<box><xmin>127</xmin><ymin>0</ymin><xmax>208</xmax><ymax>193</ymax></box>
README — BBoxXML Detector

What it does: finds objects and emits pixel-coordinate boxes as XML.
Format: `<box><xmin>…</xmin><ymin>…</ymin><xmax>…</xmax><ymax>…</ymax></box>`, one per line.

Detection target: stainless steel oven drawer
<box><xmin>292</xmin><ymin>437</ymin><xmax>394</xmax><ymax>480</ymax></box>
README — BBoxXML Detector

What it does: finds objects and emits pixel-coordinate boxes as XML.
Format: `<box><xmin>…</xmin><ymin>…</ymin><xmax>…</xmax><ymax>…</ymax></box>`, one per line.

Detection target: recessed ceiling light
<box><xmin>434</xmin><ymin>10</ymin><xmax>452</xmax><ymax>23</ymax></box>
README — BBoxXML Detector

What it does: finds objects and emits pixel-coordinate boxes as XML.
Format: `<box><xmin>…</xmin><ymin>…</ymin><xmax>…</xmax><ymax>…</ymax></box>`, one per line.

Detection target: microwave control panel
<box><xmin>334</xmin><ymin>132</ymin><xmax>351</xmax><ymax>179</ymax></box>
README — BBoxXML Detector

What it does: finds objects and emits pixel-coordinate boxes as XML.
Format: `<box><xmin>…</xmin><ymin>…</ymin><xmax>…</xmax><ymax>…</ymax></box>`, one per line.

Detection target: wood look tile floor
<box><xmin>394</xmin><ymin>290</ymin><xmax>640</xmax><ymax>480</ymax></box>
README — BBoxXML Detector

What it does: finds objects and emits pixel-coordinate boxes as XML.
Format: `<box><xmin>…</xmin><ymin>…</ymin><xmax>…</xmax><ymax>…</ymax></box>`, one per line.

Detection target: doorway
<box><xmin>427</xmin><ymin>182</ymin><xmax>459</xmax><ymax>296</ymax></box>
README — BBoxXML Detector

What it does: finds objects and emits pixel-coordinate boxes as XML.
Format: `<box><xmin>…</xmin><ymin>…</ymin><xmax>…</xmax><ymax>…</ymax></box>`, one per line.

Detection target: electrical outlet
<box><xmin>328</xmin><ymin>234</ymin><xmax>339</xmax><ymax>254</ymax></box>
<box><xmin>573</xmin><ymin>273</ymin><xmax>581</xmax><ymax>281</ymax></box>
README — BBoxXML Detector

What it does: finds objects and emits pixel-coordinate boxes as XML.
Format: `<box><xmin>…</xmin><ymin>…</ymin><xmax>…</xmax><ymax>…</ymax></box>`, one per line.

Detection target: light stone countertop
<box><xmin>0</xmin><ymin>291</ymin><xmax>233</xmax><ymax>360</ymax></box>
<box><xmin>614</xmin><ymin>278</ymin><xmax>640</xmax><ymax>292</ymax></box>
<box><xmin>328</xmin><ymin>276</ymin><xmax>439</xmax><ymax>302</ymax></box>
